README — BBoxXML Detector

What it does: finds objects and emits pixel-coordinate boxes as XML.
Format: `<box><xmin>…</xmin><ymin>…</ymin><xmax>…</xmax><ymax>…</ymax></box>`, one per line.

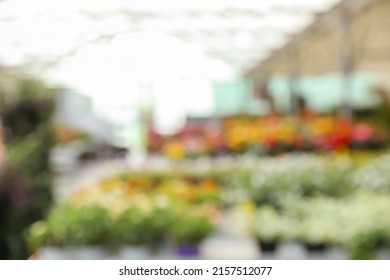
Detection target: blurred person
<box><xmin>254</xmin><ymin>83</ymin><xmax>278</xmax><ymax>116</ymax></box>
<box><xmin>296</xmin><ymin>95</ymin><xmax>314</xmax><ymax>121</ymax></box>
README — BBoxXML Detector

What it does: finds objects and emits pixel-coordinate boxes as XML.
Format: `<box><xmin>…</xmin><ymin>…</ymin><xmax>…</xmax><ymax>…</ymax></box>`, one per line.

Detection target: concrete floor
<box><xmin>53</xmin><ymin>158</ymin><xmax>129</xmax><ymax>201</ymax></box>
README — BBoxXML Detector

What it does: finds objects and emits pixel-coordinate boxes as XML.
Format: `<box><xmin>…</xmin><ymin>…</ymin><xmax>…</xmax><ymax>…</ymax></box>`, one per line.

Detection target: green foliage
<box><xmin>354</xmin><ymin>102</ymin><xmax>390</xmax><ymax>132</ymax></box>
<box><xmin>27</xmin><ymin>204</ymin><xmax>112</xmax><ymax>250</ymax></box>
<box><xmin>27</xmin><ymin>203</ymin><xmax>216</xmax><ymax>250</ymax></box>
<box><xmin>346</xmin><ymin>228</ymin><xmax>390</xmax><ymax>260</ymax></box>
<box><xmin>0</xmin><ymin>81</ymin><xmax>55</xmax><ymax>259</ymax></box>
<box><xmin>110</xmin><ymin>206</ymin><xmax>174</xmax><ymax>247</ymax></box>
<box><xmin>168</xmin><ymin>215</ymin><xmax>214</xmax><ymax>245</ymax></box>
<box><xmin>18</xmin><ymin>78</ymin><xmax>54</xmax><ymax>100</ymax></box>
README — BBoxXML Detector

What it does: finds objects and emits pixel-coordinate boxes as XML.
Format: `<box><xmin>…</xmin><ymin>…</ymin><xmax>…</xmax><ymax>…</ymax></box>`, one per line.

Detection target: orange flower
<box><xmin>199</xmin><ymin>179</ymin><xmax>218</xmax><ymax>191</ymax></box>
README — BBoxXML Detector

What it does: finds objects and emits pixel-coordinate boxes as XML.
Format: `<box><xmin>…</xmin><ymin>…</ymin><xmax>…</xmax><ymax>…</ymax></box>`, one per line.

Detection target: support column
<box><xmin>340</xmin><ymin>7</ymin><xmax>354</xmax><ymax>119</ymax></box>
<box><xmin>126</xmin><ymin>81</ymin><xmax>150</xmax><ymax>170</ymax></box>
<box><xmin>287</xmin><ymin>45</ymin><xmax>300</xmax><ymax>115</ymax></box>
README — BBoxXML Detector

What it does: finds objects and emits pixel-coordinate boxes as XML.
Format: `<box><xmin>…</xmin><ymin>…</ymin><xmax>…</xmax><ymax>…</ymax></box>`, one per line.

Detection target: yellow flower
<box><xmin>99</xmin><ymin>178</ymin><xmax>121</xmax><ymax>191</ymax></box>
<box><xmin>241</xmin><ymin>200</ymin><xmax>256</xmax><ymax>215</ymax></box>
<box><xmin>163</xmin><ymin>141</ymin><xmax>185</xmax><ymax>160</ymax></box>
<box><xmin>247</xmin><ymin>123</ymin><xmax>262</xmax><ymax>142</ymax></box>
<box><xmin>275</xmin><ymin>123</ymin><xmax>295</xmax><ymax>141</ymax></box>
<box><xmin>158</xmin><ymin>180</ymin><xmax>194</xmax><ymax>202</ymax></box>
<box><xmin>310</xmin><ymin>117</ymin><xmax>334</xmax><ymax>135</ymax></box>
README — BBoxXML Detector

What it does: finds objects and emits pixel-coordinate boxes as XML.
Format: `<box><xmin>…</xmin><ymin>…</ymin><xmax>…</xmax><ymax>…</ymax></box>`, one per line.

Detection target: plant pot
<box><xmin>257</xmin><ymin>239</ymin><xmax>278</xmax><ymax>253</ymax></box>
<box><xmin>118</xmin><ymin>245</ymin><xmax>152</xmax><ymax>260</ymax></box>
<box><xmin>303</xmin><ymin>242</ymin><xmax>329</xmax><ymax>253</ymax></box>
<box><xmin>175</xmin><ymin>244</ymin><xmax>199</xmax><ymax>259</ymax></box>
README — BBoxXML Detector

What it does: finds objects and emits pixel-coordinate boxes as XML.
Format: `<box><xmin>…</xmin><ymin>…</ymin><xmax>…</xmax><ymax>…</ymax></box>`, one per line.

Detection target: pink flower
<box><xmin>351</xmin><ymin>123</ymin><xmax>374</xmax><ymax>142</ymax></box>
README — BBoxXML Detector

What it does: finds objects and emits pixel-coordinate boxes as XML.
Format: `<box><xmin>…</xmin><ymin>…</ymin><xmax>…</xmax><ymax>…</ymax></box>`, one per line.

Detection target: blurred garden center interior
<box><xmin>1</xmin><ymin>0</ymin><xmax>390</xmax><ymax>260</ymax></box>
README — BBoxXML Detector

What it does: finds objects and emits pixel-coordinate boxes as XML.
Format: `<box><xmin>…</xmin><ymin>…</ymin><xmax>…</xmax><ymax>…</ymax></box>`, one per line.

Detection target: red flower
<box><xmin>329</xmin><ymin>118</ymin><xmax>353</xmax><ymax>148</ymax></box>
<box><xmin>263</xmin><ymin>136</ymin><xmax>277</xmax><ymax>148</ymax></box>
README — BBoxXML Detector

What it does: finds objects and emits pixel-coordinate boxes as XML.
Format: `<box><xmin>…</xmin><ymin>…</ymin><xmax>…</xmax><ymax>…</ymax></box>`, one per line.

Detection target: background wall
<box><xmin>268</xmin><ymin>72</ymin><xmax>379</xmax><ymax>112</ymax></box>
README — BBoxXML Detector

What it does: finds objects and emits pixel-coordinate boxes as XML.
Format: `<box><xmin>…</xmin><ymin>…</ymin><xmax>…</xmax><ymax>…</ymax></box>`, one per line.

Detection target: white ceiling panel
<box><xmin>0</xmin><ymin>0</ymin><xmax>341</xmax><ymax>73</ymax></box>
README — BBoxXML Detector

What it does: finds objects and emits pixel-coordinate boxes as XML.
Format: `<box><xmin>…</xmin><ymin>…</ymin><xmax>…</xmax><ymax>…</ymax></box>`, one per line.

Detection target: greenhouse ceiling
<box><xmin>0</xmin><ymin>0</ymin><xmax>342</xmax><ymax>76</ymax></box>
<box><xmin>247</xmin><ymin>0</ymin><xmax>390</xmax><ymax>78</ymax></box>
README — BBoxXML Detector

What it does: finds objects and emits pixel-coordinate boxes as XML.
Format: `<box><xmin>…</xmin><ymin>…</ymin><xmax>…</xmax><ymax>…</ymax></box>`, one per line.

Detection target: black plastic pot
<box><xmin>257</xmin><ymin>239</ymin><xmax>278</xmax><ymax>253</ymax></box>
<box><xmin>303</xmin><ymin>242</ymin><xmax>329</xmax><ymax>253</ymax></box>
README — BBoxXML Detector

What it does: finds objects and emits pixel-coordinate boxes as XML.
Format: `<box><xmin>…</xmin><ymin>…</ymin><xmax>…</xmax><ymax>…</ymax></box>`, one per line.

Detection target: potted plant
<box><xmin>169</xmin><ymin>214</ymin><xmax>214</xmax><ymax>258</ymax></box>
<box><xmin>345</xmin><ymin>227</ymin><xmax>390</xmax><ymax>260</ymax></box>
<box><xmin>26</xmin><ymin>221</ymin><xmax>59</xmax><ymax>260</ymax></box>
<box><xmin>110</xmin><ymin>207</ymin><xmax>154</xmax><ymax>260</ymax></box>
<box><xmin>251</xmin><ymin>207</ymin><xmax>280</xmax><ymax>253</ymax></box>
<box><xmin>251</xmin><ymin>206</ymin><xmax>298</xmax><ymax>254</ymax></box>
<box><xmin>27</xmin><ymin>203</ymin><xmax>117</xmax><ymax>259</ymax></box>
<box><xmin>285</xmin><ymin>196</ymin><xmax>349</xmax><ymax>256</ymax></box>
<box><xmin>342</xmin><ymin>192</ymin><xmax>390</xmax><ymax>259</ymax></box>
<box><xmin>298</xmin><ymin>217</ymin><xmax>342</xmax><ymax>254</ymax></box>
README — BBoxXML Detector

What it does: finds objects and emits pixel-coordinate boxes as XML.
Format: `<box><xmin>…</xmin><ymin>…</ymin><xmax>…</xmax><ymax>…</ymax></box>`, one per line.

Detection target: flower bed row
<box><xmin>28</xmin><ymin>152</ymin><xmax>390</xmax><ymax>259</ymax></box>
<box><xmin>28</xmin><ymin>174</ymin><xmax>221</xmax><ymax>258</ymax></box>
<box><xmin>148</xmin><ymin>115</ymin><xmax>389</xmax><ymax>159</ymax></box>
<box><xmin>233</xmin><ymin>153</ymin><xmax>390</xmax><ymax>259</ymax></box>
<box><xmin>250</xmin><ymin>192</ymin><xmax>390</xmax><ymax>259</ymax></box>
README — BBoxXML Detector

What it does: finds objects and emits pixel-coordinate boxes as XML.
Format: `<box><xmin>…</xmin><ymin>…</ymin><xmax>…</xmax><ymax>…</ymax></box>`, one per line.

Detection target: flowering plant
<box><xmin>243</xmin><ymin>154</ymin><xmax>353</xmax><ymax>208</ymax></box>
<box><xmin>27</xmin><ymin>172</ymin><xmax>222</xmax><ymax>252</ymax></box>
<box><xmin>251</xmin><ymin>206</ymin><xmax>298</xmax><ymax>242</ymax></box>
<box><xmin>350</xmin><ymin>153</ymin><xmax>390</xmax><ymax>193</ymax></box>
<box><xmin>148</xmin><ymin>114</ymin><xmax>388</xmax><ymax>158</ymax></box>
